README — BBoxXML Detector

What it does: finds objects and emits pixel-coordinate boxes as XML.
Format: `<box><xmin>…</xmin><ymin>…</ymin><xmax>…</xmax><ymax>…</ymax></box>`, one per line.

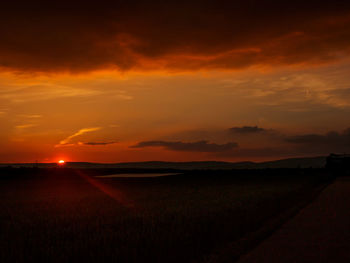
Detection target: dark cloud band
<box><xmin>131</xmin><ymin>140</ymin><xmax>238</xmax><ymax>152</ymax></box>
<box><xmin>133</xmin><ymin>126</ymin><xmax>350</xmax><ymax>157</ymax></box>
<box><xmin>229</xmin><ymin>126</ymin><xmax>266</xmax><ymax>134</ymax></box>
<box><xmin>1</xmin><ymin>1</ymin><xmax>350</xmax><ymax>72</ymax></box>
<box><xmin>285</xmin><ymin>128</ymin><xmax>350</xmax><ymax>147</ymax></box>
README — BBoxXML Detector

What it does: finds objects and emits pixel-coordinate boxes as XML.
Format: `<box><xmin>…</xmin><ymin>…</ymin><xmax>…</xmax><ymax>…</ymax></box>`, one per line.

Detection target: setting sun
<box><xmin>58</xmin><ymin>160</ymin><xmax>65</xmax><ymax>164</ymax></box>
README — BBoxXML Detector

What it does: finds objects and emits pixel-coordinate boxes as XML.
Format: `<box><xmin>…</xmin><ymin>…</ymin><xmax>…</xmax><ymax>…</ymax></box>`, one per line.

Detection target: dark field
<box><xmin>0</xmin><ymin>168</ymin><xmax>332</xmax><ymax>263</ymax></box>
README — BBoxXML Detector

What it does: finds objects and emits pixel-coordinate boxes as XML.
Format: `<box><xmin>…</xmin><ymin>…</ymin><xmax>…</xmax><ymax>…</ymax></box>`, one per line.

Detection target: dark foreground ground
<box><xmin>237</xmin><ymin>176</ymin><xmax>350</xmax><ymax>263</ymax></box>
<box><xmin>0</xmin><ymin>168</ymin><xmax>332</xmax><ymax>263</ymax></box>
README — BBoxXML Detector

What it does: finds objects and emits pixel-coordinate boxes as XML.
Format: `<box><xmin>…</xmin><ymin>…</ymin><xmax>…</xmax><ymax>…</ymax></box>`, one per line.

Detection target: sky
<box><xmin>1</xmin><ymin>0</ymin><xmax>350</xmax><ymax>163</ymax></box>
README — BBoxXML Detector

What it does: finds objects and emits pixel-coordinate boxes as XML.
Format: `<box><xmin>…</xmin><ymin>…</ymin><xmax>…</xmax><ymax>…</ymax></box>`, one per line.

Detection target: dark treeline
<box><xmin>0</xmin><ymin>166</ymin><xmax>335</xmax><ymax>183</ymax></box>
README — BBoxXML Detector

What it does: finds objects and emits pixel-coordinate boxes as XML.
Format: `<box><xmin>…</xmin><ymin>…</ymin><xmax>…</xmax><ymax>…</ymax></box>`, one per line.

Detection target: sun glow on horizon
<box><xmin>58</xmin><ymin>160</ymin><xmax>65</xmax><ymax>164</ymax></box>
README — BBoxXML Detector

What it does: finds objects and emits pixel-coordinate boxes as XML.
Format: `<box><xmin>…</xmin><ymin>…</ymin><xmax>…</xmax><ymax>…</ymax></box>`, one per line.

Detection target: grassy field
<box><xmin>0</xmin><ymin>168</ymin><xmax>332</xmax><ymax>263</ymax></box>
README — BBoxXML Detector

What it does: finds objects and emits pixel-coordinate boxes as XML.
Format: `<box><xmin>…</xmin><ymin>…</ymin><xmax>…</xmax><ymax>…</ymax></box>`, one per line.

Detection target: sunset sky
<box><xmin>1</xmin><ymin>1</ymin><xmax>350</xmax><ymax>163</ymax></box>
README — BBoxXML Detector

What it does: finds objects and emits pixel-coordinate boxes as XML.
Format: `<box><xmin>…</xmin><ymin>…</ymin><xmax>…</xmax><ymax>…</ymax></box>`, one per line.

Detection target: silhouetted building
<box><xmin>326</xmin><ymin>154</ymin><xmax>350</xmax><ymax>174</ymax></box>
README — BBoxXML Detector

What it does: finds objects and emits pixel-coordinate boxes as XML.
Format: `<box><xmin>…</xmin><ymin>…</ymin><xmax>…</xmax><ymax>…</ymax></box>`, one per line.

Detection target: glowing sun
<box><xmin>58</xmin><ymin>160</ymin><xmax>65</xmax><ymax>164</ymax></box>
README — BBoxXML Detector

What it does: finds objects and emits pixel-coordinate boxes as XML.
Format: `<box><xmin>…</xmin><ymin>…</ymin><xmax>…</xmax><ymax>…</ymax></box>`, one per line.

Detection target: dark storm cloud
<box><xmin>285</xmin><ymin>128</ymin><xmax>350</xmax><ymax>146</ymax></box>
<box><xmin>229</xmin><ymin>126</ymin><xmax>266</xmax><ymax>134</ymax></box>
<box><xmin>284</xmin><ymin>128</ymin><xmax>350</xmax><ymax>154</ymax></box>
<box><xmin>131</xmin><ymin>140</ymin><xmax>238</xmax><ymax>152</ymax></box>
<box><xmin>130</xmin><ymin>126</ymin><xmax>350</xmax><ymax>158</ymax></box>
<box><xmin>1</xmin><ymin>0</ymin><xmax>350</xmax><ymax>72</ymax></box>
<box><xmin>215</xmin><ymin>128</ymin><xmax>350</xmax><ymax>158</ymax></box>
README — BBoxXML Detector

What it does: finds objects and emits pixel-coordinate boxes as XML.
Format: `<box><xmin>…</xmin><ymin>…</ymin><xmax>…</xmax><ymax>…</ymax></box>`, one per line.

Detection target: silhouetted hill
<box><xmin>253</xmin><ymin>156</ymin><xmax>327</xmax><ymax>169</ymax></box>
<box><xmin>0</xmin><ymin>156</ymin><xmax>327</xmax><ymax>169</ymax></box>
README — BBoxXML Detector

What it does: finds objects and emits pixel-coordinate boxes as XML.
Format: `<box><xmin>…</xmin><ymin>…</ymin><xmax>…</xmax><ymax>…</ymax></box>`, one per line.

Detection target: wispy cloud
<box><xmin>17</xmin><ymin>114</ymin><xmax>42</xmax><ymax>118</ymax></box>
<box><xmin>131</xmin><ymin>140</ymin><xmax>238</xmax><ymax>152</ymax></box>
<box><xmin>6</xmin><ymin>86</ymin><xmax>100</xmax><ymax>103</ymax></box>
<box><xmin>15</xmin><ymin>124</ymin><xmax>37</xmax><ymax>129</ymax></box>
<box><xmin>112</xmin><ymin>90</ymin><xmax>133</xmax><ymax>100</ymax></box>
<box><xmin>0</xmin><ymin>108</ymin><xmax>8</xmax><ymax>116</ymax></box>
<box><xmin>0</xmin><ymin>83</ymin><xmax>134</xmax><ymax>104</ymax></box>
<box><xmin>224</xmin><ymin>73</ymin><xmax>350</xmax><ymax>110</ymax></box>
<box><xmin>78</xmin><ymin>141</ymin><xmax>117</xmax><ymax>146</ymax></box>
<box><xmin>57</xmin><ymin>127</ymin><xmax>101</xmax><ymax>146</ymax></box>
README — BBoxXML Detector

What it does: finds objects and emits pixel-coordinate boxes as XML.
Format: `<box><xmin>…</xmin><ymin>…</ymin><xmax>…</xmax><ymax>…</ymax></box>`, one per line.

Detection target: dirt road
<box><xmin>238</xmin><ymin>177</ymin><xmax>350</xmax><ymax>263</ymax></box>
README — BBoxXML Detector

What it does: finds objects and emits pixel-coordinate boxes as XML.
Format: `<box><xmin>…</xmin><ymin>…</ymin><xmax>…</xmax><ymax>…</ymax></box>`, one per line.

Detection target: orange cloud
<box><xmin>0</xmin><ymin>1</ymin><xmax>350</xmax><ymax>73</ymax></box>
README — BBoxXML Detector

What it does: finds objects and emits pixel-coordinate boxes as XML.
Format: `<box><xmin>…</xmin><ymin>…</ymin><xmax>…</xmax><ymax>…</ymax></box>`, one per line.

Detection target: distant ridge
<box><xmin>0</xmin><ymin>156</ymin><xmax>327</xmax><ymax>169</ymax></box>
